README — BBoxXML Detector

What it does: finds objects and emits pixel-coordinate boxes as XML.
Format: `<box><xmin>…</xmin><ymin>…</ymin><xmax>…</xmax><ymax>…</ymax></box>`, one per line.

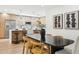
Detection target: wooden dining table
<box><xmin>26</xmin><ymin>34</ymin><xmax>74</xmax><ymax>54</ymax></box>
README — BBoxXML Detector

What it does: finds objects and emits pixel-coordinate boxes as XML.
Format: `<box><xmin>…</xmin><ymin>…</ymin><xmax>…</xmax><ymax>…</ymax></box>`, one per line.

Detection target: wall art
<box><xmin>53</xmin><ymin>14</ymin><xmax>63</xmax><ymax>29</ymax></box>
<box><xmin>64</xmin><ymin>11</ymin><xmax>79</xmax><ymax>29</ymax></box>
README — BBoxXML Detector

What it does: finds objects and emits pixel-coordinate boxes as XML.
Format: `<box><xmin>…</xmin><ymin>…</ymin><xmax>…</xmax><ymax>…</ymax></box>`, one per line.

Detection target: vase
<box><xmin>40</xmin><ymin>29</ymin><xmax>45</xmax><ymax>42</ymax></box>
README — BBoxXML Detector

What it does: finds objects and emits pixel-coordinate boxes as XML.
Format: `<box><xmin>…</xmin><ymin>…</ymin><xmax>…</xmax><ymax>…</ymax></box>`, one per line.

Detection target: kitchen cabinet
<box><xmin>12</xmin><ymin>30</ymin><xmax>27</xmax><ymax>44</ymax></box>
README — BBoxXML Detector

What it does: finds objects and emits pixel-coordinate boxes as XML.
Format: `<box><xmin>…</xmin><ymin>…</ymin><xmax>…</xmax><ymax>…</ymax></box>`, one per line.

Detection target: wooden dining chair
<box><xmin>23</xmin><ymin>36</ymin><xmax>27</xmax><ymax>54</ymax></box>
<box><xmin>30</xmin><ymin>42</ymin><xmax>50</xmax><ymax>54</ymax></box>
<box><xmin>22</xmin><ymin>36</ymin><xmax>33</xmax><ymax>54</ymax></box>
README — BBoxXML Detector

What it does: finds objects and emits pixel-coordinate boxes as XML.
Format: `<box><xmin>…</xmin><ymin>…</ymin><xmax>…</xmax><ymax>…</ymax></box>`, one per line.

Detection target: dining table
<box><xmin>26</xmin><ymin>34</ymin><xmax>74</xmax><ymax>54</ymax></box>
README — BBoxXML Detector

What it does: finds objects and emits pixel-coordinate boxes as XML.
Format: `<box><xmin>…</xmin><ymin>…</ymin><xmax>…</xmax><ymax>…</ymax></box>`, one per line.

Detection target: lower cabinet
<box><xmin>12</xmin><ymin>30</ymin><xmax>27</xmax><ymax>44</ymax></box>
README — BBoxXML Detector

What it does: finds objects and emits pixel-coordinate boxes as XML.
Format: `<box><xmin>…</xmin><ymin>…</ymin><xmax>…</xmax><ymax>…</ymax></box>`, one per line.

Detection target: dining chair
<box><xmin>55</xmin><ymin>36</ymin><xmax>79</xmax><ymax>54</ymax></box>
<box><xmin>53</xmin><ymin>36</ymin><xmax>63</xmax><ymax>40</ymax></box>
<box><xmin>30</xmin><ymin>42</ymin><xmax>50</xmax><ymax>54</ymax></box>
<box><xmin>72</xmin><ymin>36</ymin><xmax>79</xmax><ymax>54</ymax></box>
<box><xmin>22</xmin><ymin>36</ymin><xmax>33</xmax><ymax>54</ymax></box>
<box><xmin>23</xmin><ymin>36</ymin><xmax>42</xmax><ymax>54</ymax></box>
<box><xmin>22</xmin><ymin>36</ymin><xmax>27</xmax><ymax>54</ymax></box>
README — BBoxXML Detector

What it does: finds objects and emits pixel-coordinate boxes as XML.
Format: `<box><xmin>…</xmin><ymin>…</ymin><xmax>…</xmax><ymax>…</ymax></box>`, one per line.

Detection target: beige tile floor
<box><xmin>0</xmin><ymin>39</ymin><xmax>24</xmax><ymax>54</ymax></box>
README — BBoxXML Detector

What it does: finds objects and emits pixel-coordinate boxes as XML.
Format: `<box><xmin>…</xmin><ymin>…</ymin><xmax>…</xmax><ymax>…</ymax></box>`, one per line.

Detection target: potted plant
<box><xmin>36</xmin><ymin>20</ymin><xmax>46</xmax><ymax>42</ymax></box>
<box><xmin>36</xmin><ymin>20</ymin><xmax>45</xmax><ymax>30</ymax></box>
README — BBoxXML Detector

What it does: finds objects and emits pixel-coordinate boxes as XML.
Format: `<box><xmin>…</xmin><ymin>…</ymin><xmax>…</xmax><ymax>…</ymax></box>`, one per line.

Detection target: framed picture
<box><xmin>64</xmin><ymin>11</ymin><xmax>79</xmax><ymax>29</ymax></box>
<box><xmin>53</xmin><ymin>14</ymin><xmax>63</xmax><ymax>29</ymax></box>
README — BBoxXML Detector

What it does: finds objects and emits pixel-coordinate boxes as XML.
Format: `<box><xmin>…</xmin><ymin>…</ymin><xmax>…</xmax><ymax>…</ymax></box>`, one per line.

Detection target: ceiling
<box><xmin>0</xmin><ymin>5</ymin><xmax>77</xmax><ymax>17</ymax></box>
<box><xmin>0</xmin><ymin>5</ymin><xmax>63</xmax><ymax>17</ymax></box>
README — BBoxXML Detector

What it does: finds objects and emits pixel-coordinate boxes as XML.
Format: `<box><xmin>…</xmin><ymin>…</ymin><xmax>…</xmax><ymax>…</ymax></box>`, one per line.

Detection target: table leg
<box><xmin>50</xmin><ymin>46</ymin><xmax>64</xmax><ymax>54</ymax></box>
<box><xmin>55</xmin><ymin>47</ymin><xmax>64</xmax><ymax>51</ymax></box>
<box><xmin>49</xmin><ymin>45</ymin><xmax>56</xmax><ymax>54</ymax></box>
<box><xmin>49</xmin><ymin>45</ymin><xmax>51</xmax><ymax>54</ymax></box>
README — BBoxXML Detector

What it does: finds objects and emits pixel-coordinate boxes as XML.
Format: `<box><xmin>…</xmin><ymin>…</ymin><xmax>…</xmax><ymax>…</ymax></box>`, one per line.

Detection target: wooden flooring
<box><xmin>0</xmin><ymin>39</ymin><xmax>24</xmax><ymax>54</ymax></box>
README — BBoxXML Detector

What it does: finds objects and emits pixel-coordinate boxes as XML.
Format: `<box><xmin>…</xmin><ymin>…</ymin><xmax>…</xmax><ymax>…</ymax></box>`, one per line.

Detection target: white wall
<box><xmin>45</xmin><ymin>5</ymin><xmax>79</xmax><ymax>51</ymax></box>
<box><xmin>46</xmin><ymin>5</ymin><xmax>79</xmax><ymax>41</ymax></box>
